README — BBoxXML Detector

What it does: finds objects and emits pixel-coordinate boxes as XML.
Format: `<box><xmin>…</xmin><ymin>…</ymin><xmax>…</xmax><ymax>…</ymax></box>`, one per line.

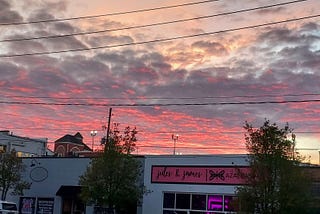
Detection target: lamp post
<box><xmin>90</xmin><ymin>130</ymin><xmax>97</xmax><ymax>151</ymax></box>
<box><xmin>172</xmin><ymin>134</ymin><xmax>179</xmax><ymax>155</ymax></box>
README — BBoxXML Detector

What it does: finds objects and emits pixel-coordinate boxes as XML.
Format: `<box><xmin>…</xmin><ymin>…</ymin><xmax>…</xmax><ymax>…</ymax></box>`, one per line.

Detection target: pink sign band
<box><xmin>151</xmin><ymin>166</ymin><xmax>249</xmax><ymax>185</ymax></box>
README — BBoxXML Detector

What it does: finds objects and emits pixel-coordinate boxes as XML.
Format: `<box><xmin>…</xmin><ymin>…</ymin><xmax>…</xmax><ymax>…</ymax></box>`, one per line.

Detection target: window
<box><xmin>163</xmin><ymin>193</ymin><xmax>175</xmax><ymax>209</ymax></box>
<box><xmin>191</xmin><ymin>194</ymin><xmax>206</xmax><ymax>210</ymax></box>
<box><xmin>208</xmin><ymin>195</ymin><xmax>223</xmax><ymax>211</ymax></box>
<box><xmin>163</xmin><ymin>192</ymin><xmax>237</xmax><ymax>214</ymax></box>
<box><xmin>176</xmin><ymin>194</ymin><xmax>190</xmax><ymax>209</ymax></box>
<box><xmin>224</xmin><ymin>195</ymin><xmax>238</xmax><ymax>211</ymax></box>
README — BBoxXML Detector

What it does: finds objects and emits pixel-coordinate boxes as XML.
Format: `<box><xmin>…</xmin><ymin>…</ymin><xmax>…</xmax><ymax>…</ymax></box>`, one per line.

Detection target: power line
<box><xmin>0</xmin><ymin>0</ymin><xmax>220</xmax><ymax>26</ymax></box>
<box><xmin>1</xmin><ymin>99</ymin><xmax>320</xmax><ymax>107</ymax></box>
<box><xmin>1</xmin><ymin>14</ymin><xmax>319</xmax><ymax>58</ymax></box>
<box><xmin>0</xmin><ymin>0</ymin><xmax>307</xmax><ymax>43</ymax></box>
<box><xmin>2</xmin><ymin>92</ymin><xmax>320</xmax><ymax>101</ymax></box>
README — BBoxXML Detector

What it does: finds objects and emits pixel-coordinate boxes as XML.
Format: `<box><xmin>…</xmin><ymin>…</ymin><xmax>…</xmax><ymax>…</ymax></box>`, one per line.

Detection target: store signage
<box><xmin>151</xmin><ymin>166</ymin><xmax>249</xmax><ymax>185</ymax></box>
<box><xmin>19</xmin><ymin>197</ymin><xmax>54</xmax><ymax>214</ymax></box>
<box><xmin>36</xmin><ymin>198</ymin><xmax>54</xmax><ymax>214</ymax></box>
<box><xmin>20</xmin><ymin>197</ymin><xmax>36</xmax><ymax>214</ymax></box>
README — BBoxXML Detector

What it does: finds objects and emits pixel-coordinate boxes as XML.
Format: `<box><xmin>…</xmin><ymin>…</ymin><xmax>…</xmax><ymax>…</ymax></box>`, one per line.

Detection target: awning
<box><xmin>56</xmin><ymin>185</ymin><xmax>82</xmax><ymax>198</ymax></box>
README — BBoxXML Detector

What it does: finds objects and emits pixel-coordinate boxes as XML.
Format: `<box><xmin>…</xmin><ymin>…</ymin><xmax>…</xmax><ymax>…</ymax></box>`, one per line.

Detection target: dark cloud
<box><xmin>0</xmin><ymin>61</ymin><xmax>21</xmax><ymax>80</ymax></box>
<box><xmin>258</xmin><ymin>28</ymin><xmax>299</xmax><ymax>44</ymax></box>
<box><xmin>60</xmin><ymin>55</ymin><xmax>110</xmax><ymax>84</ymax></box>
<box><xmin>0</xmin><ymin>10</ymin><xmax>23</xmax><ymax>23</ymax></box>
<box><xmin>86</xmin><ymin>34</ymin><xmax>134</xmax><ymax>47</ymax></box>
<box><xmin>25</xmin><ymin>1</ymin><xmax>67</xmax><ymax>20</ymax></box>
<box><xmin>0</xmin><ymin>0</ymin><xmax>23</xmax><ymax>23</ymax></box>
<box><xmin>299</xmin><ymin>22</ymin><xmax>320</xmax><ymax>32</ymax></box>
<box><xmin>191</xmin><ymin>40</ymin><xmax>228</xmax><ymax>56</ymax></box>
<box><xmin>27</xmin><ymin>66</ymin><xmax>68</xmax><ymax>90</ymax></box>
<box><xmin>0</xmin><ymin>0</ymin><xmax>10</xmax><ymax>10</ymax></box>
<box><xmin>51</xmin><ymin>22</ymin><xmax>77</xmax><ymax>34</ymax></box>
<box><xmin>8</xmin><ymin>40</ymin><xmax>46</xmax><ymax>54</ymax></box>
<box><xmin>255</xmin><ymin>7</ymin><xmax>285</xmax><ymax>15</ymax></box>
<box><xmin>257</xmin><ymin>23</ymin><xmax>320</xmax><ymax>47</ymax></box>
<box><xmin>46</xmin><ymin>36</ymin><xmax>88</xmax><ymax>51</ymax></box>
<box><xmin>27</xmin><ymin>9</ymin><xmax>56</xmax><ymax>22</ymax></box>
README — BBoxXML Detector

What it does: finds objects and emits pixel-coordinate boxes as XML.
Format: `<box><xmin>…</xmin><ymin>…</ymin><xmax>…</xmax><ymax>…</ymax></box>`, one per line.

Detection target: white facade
<box><xmin>0</xmin><ymin>130</ymin><xmax>49</xmax><ymax>157</ymax></box>
<box><xmin>8</xmin><ymin>157</ymin><xmax>91</xmax><ymax>214</ymax></box>
<box><xmin>5</xmin><ymin>155</ymin><xmax>248</xmax><ymax>214</ymax></box>
<box><xmin>142</xmin><ymin>155</ymin><xmax>248</xmax><ymax>214</ymax></box>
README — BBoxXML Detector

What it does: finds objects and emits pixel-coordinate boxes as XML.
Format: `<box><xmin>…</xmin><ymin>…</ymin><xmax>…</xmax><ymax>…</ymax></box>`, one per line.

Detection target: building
<box><xmin>4</xmin><ymin>155</ymin><xmax>320</xmax><ymax>214</ymax></box>
<box><xmin>0</xmin><ymin>130</ymin><xmax>50</xmax><ymax>157</ymax></box>
<box><xmin>142</xmin><ymin>154</ymin><xmax>249</xmax><ymax>214</ymax></box>
<box><xmin>6</xmin><ymin>155</ymin><xmax>247</xmax><ymax>214</ymax></box>
<box><xmin>54</xmin><ymin>132</ymin><xmax>92</xmax><ymax>157</ymax></box>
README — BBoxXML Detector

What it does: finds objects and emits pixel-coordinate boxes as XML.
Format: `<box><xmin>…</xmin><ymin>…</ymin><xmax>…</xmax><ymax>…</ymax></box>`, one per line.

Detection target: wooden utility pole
<box><xmin>105</xmin><ymin>108</ymin><xmax>112</xmax><ymax>145</ymax></box>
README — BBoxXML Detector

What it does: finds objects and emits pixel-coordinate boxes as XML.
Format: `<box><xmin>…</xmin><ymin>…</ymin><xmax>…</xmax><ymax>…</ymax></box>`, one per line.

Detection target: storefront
<box><xmin>8</xmin><ymin>157</ymin><xmax>91</xmax><ymax>214</ymax></box>
<box><xmin>142</xmin><ymin>154</ymin><xmax>248</xmax><ymax>214</ymax></box>
<box><xmin>6</xmin><ymin>155</ymin><xmax>249</xmax><ymax>214</ymax></box>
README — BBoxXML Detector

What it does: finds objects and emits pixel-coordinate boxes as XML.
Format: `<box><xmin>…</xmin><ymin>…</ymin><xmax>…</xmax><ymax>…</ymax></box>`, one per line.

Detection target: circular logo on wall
<box><xmin>30</xmin><ymin>167</ymin><xmax>48</xmax><ymax>182</ymax></box>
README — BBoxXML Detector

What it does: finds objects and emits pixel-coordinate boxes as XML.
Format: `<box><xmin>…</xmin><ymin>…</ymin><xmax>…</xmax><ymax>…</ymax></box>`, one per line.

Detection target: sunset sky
<box><xmin>1</xmin><ymin>0</ymin><xmax>320</xmax><ymax>163</ymax></box>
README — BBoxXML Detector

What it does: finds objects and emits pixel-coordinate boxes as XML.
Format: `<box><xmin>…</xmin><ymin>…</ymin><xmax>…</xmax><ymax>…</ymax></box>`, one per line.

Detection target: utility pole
<box><xmin>105</xmin><ymin>108</ymin><xmax>112</xmax><ymax>147</ymax></box>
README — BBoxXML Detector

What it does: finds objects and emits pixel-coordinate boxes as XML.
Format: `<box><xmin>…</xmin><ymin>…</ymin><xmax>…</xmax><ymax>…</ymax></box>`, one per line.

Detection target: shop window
<box><xmin>163</xmin><ymin>193</ymin><xmax>175</xmax><ymax>209</ymax></box>
<box><xmin>176</xmin><ymin>193</ymin><xmax>190</xmax><ymax>209</ymax></box>
<box><xmin>224</xmin><ymin>195</ymin><xmax>238</xmax><ymax>211</ymax></box>
<box><xmin>163</xmin><ymin>192</ymin><xmax>238</xmax><ymax>213</ymax></box>
<box><xmin>191</xmin><ymin>194</ymin><xmax>206</xmax><ymax>210</ymax></box>
<box><xmin>207</xmin><ymin>195</ymin><xmax>223</xmax><ymax>211</ymax></box>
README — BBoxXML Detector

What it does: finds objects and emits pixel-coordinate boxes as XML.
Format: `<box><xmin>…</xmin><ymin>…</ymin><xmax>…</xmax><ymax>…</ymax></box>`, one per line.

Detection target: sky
<box><xmin>1</xmin><ymin>0</ymin><xmax>320</xmax><ymax>163</ymax></box>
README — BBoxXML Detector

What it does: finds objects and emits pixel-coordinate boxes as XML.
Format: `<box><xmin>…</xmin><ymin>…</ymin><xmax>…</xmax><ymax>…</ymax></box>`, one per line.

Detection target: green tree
<box><xmin>236</xmin><ymin>119</ymin><xmax>312</xmax><ymax>214</ymax></box>
<box><xmin>79</xmin><ymin>124</ymin><xmax>143</xmax><ymax>214</ymax></box>
<box><xmin>0</xmin><ymin>150</ymin><xmax>31</xmax><ymax>200</ymax></box>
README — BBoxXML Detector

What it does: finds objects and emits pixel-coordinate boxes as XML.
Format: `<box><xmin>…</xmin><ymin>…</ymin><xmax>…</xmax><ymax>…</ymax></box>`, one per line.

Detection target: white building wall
<box><xmin>0</xmin><ymin>131</ymin><xmax>47</xmax><ymax>156</ymax></box>
<box><xmin>5</xmin><ymin>155</ymin><xmax>249</xmax><ymax>214</ymax></box>
<box><xmin>7</xmin><ymin>157</ymin><xmax>91</xmax><ymax>214</ymax></box>
<box><xmin>142</xmin><ymin>155</ymin><xmax>248</xmax><ymax>214</ymax></box>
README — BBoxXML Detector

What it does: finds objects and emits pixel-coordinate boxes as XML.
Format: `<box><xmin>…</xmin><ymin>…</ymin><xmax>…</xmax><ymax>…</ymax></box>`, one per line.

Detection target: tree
<box><xmin>0</xmin><ymin>150</ymin><xmax>31</xmax><ymax>200</ymax></box>
<box><xmin>236</xmin><ymin>119</ymin><xmax>312</xmax><ymax>214</ymax></box>
<box><xmin>79</xmin><ymin>124</ymin><xmax>143</xmax><ymax>214</ymax></box>
<box><xmin>122</xmin><ymin>126</ymin><xmax>137</xmax><ymax>155</ymax></box>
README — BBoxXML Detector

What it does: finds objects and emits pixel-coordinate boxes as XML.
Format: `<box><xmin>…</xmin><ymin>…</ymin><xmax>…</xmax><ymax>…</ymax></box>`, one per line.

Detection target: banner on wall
<box><xmin>151</xmin><ymin>165</ymin><xmax>250</xmax><ymax>185</ymax></box>
<box><xmin>19</xmin><ymin>197</ymin><xmax>54</xmax><ymax>214</ymax></box>
<box><xmin>36</xmin><ymin>198</ymin><xmax>54</xmax><ymax>214</ymax></box>
<box><xmin>20</xmin><ymin>197</ymin><xmax>36</xmax><ymax>214</ymax></box>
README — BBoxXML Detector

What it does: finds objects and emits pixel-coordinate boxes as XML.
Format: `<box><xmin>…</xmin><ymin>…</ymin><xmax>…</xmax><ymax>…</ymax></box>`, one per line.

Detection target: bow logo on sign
<box><xmin>209</xmin><ymin>170</ymin><xmax>225</xmax><ymax>181</ymax></box>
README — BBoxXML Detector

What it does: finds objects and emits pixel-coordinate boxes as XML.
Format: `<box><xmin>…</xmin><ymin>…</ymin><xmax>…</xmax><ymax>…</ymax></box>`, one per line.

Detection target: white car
<box><xmin>0</xmin><ymin>200</ymin><xmax>18</xmax><ymax>214</ymax></box>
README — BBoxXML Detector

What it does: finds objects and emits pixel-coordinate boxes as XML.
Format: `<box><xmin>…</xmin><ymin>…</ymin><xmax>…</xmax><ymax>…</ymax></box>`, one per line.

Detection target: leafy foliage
<box><xmin>0</xmin><ymin>150</ymin><xmax>31</xmax><ymax>200</ymax></box>
<box><xmin>79</xmin><ymin>124</ymin><xmax>143</xmax><ymax>213</ymax></box>
<box><xmin>236</xmin><ymin>120</ymin><xmax>312</xmax><ymax>214</ymax></box>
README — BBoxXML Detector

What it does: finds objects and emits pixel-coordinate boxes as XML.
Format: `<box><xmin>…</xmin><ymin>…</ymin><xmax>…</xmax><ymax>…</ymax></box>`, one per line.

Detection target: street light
<box><xmin>172</xmin><ymin>134</ymin><xmax>179</xmax><ymax>155</ymax></box>
<box><xmin>90</xmin><ymin>130</ymin><xmax>97</xmax><ymax>151</ymax></box>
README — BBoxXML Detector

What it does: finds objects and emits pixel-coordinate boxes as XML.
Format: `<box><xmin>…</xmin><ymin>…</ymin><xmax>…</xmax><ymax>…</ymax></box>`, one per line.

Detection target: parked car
<box><xmin>0</xmin><ymin>200</ymin><xmax>18</xmax><ymax>214</ymax></box>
